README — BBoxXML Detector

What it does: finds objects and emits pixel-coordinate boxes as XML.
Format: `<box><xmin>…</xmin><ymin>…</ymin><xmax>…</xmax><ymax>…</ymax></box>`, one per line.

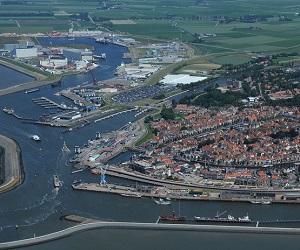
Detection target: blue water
<box><xmin>0</xmin><ymin>65</ymin><xmax>34</xmax><ymax>89</ymax></box>
<box><xmin>0</xmin><ymin>38</ymin><xmax>299</xmax><ymax>249</ymax></box>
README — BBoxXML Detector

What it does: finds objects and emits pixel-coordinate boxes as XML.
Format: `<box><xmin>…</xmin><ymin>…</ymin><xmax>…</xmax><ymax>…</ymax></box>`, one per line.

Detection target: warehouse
<box><xmin>159</xmin><ymin>74</ymin><xmax>207</xmax><ymax>86</ymax></box>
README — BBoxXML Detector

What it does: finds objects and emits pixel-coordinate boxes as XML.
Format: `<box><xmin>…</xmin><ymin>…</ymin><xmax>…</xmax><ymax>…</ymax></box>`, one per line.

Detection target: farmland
<box><xmin>1</xmin><ymin>0</ymin><xmax>300</xmax><ymax>64</ymax></box>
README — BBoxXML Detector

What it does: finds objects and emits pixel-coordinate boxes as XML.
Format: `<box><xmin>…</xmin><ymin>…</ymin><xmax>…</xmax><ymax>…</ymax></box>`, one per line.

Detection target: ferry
<box><xmin>53</xmin><ymin>174</ymin><xmax>60</xmax><ymax>188</ymax></box>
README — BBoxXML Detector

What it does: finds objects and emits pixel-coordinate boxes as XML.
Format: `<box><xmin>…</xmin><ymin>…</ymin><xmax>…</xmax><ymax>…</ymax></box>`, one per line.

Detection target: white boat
<box><xmin>249</xmin><ymin>200</ymin><xmax>261</xmax><ymax>204</ymax></box>
<box><xmin>153</xmin><ymin>198</ymin><xmax>172</xmax><ymax>205</ymax></box>
<box><xmin>261</xmin><ymin>201</ymin><xmax>272</xmax><ymax>205</ymax></box>
<box><xmin>120</xmin><ymin>193</ymin><xmax>142</xmax><ymax>198</ymax></box>
<box><xmin>31</xmin><ymin>135</ymin><xmax>41</xmax><ymax>141</ymax></box>
<box><xmin>238</xmin><ymin>214</ymin><xmax>251</xmax><ymax>222</ymax></box>
<box><xmin>53</xmin><ymin>174</ymin><xmax>60</xmax><ymax>188</ymax></box>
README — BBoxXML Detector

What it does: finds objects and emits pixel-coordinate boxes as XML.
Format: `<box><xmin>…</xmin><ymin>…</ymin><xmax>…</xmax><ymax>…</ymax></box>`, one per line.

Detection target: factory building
<box><xmin>63</xmin><ymin>49</ymin><xmax>93</xmax><ymax>61</ymax></box>
<box><xmin>11</xmin><ymin>47</ymin><xmax>38</xmax><ymax>58</ymax></box>
<box><xmin>39</xmin><ymin>55</ymin><xmax>68</xmax><ymax>68</ymax></box>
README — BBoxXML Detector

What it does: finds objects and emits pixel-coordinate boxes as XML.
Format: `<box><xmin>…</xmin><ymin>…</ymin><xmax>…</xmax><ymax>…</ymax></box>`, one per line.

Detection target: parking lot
<box><xmin>112</xmin><ymin>85</ymin><xmax>178</xmax><ymax>103</ymax></box>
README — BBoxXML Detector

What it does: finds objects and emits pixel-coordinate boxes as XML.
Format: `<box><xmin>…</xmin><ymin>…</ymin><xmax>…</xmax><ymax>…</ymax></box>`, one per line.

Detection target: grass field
<box><xmin>1</xmin><ymin>0</ymin><xmax>300</xmax><ymax>63</ymax></box>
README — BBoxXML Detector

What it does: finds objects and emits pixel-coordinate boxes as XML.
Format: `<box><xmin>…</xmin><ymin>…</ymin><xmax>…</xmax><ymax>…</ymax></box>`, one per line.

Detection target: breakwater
<box><xmin>1</xmin><ymin>221</ymin><xmax>300</xmax><ymax>249</ymax></box>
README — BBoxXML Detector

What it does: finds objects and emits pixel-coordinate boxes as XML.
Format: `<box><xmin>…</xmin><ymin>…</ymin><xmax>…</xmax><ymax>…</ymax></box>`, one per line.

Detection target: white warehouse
<box><xmin>11</xmin><ymin>48</ymin><xmax>37</xmax><ymax>58</ymax></box>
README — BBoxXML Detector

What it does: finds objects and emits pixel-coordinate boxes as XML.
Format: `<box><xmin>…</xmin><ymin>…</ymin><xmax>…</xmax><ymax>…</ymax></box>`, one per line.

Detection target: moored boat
<box><xmin>153</xmin><ymin>197</ymin><xmax>172</xmax><ymax>205</ymax></box>
<box><xmin>51</xmin><ymin>80</ymin><xmax>62</xmax><ymax>87</ymax></box>
<box><xmin>120</xmin><ymin>192</ymin><xmax>142</xmax><ymax>198</ymax></box>
<box><xmin>261</xmin><ymin>201</ymin><xmax>272</xmax><ymax>205</ymax></box>
<box><xmin>249</xmin><ymin>200</ymin><xmax>261</xmax><ymax>204</ymax></box>
<box><xmin>160</xmin><ymin>211</ymin><xmax>186</xmax><ymax>222</ymax></box>
<box><xmin>194</xmin><ymin>211</ymin><xmax>251</xmax><ymax>223</ymax></box>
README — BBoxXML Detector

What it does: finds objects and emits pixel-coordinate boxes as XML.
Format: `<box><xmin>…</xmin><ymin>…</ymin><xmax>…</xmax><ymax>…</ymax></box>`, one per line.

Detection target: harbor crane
<box><xmin>94</xmin><ymin>163</ymin><xmax>108</xmax><ymax>186</ymax></box>
<box><xmin>90</xmin><ymin>70</ymin><xmax>97</xmax><ymax>86</ymax></box>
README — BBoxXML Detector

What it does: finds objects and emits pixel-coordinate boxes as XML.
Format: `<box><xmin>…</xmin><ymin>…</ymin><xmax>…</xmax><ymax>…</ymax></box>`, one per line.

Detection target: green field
<box><xmin>1</xmin><ymin>0</ymin><xmax>300</xmax><ymax>62</ymax></box>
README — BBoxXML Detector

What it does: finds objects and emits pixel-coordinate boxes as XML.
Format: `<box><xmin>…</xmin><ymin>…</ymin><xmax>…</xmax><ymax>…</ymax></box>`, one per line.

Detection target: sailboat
<box><xmin>159</xmin><ymin>198</ymin><xmax>186</xmax><ymax>222</ymax></box>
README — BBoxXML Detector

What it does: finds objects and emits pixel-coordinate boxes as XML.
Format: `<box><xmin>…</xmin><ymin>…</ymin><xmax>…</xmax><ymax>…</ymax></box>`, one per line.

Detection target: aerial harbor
<box><xmin>2</xmin><ymin>1</ymin><xmax>300</xmax><ymax>249</ymax></box>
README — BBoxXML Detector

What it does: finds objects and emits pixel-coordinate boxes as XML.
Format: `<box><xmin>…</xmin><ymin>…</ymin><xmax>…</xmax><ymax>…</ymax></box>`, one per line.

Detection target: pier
<box><xmin>32</xmin><ymin>97</ymin><xmax>71</xmax><ymax>110</ymax></box>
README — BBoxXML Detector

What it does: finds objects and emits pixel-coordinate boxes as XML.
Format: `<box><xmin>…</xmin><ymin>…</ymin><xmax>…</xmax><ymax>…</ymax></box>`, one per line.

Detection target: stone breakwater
<box><xmin>0</xmin><ymin>135</ymin><xmax>24</xmax><ymax>194</ymax></box>
<box><xmin>1</xmin><ymin>221</ymin><xmax>300</xmax><ymax>249</ymax></box>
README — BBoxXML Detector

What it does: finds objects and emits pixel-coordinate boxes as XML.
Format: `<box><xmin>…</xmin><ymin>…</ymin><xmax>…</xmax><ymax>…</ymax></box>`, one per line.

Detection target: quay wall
<box><xmin>1</xmin><ymin>221</ymin><xmax>300</xmax><ymax>249</ymax></box>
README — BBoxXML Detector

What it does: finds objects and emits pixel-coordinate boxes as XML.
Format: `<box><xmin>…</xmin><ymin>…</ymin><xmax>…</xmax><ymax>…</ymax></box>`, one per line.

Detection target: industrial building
<box><xmin>39</xmin><ymin>55</ymin><xmax>68</xmax><ymax>68</ymax></box>
<box><xmin>11</xmin><ymin>47</ymin><xmax>38</xmax><ymax>59</ymax></box>
<box><xmin>159</xmin><ymin>74</ymin><xmax>207</xmax><ymax>86</ymax></box>
<box><xmin>63</xmin><ymin>49</ymin><xmax>93</xmax><ymax>61</ymax></box>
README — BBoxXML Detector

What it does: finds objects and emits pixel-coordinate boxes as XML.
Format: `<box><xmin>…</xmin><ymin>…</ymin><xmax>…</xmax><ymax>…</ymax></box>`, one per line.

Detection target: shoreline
<box><xmin>0</xmin><ymin>135</ymin><xmax>24</xmax><ymax>194</ymax></box>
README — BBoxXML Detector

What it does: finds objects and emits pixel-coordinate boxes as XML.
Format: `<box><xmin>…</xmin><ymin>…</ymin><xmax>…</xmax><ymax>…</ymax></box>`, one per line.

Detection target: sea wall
<box><xmin>1</xmin><ymin>221</ymin><xmax>300</xmax><ymax>249</ymax></box>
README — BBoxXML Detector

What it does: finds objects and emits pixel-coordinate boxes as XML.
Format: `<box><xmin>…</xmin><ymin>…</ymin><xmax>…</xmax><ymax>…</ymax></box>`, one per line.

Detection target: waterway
<box><xmin>0</xmin><ymin>38</ymin><xmax>299</xmax><ymax>249</ymax></box>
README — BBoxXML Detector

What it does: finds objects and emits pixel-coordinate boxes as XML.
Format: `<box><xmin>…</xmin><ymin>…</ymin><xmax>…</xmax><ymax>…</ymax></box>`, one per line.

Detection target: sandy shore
<box><xmin>0</xmin><ymin>135</ymin><xmax>24</xmax><ymax>194</ymax></box>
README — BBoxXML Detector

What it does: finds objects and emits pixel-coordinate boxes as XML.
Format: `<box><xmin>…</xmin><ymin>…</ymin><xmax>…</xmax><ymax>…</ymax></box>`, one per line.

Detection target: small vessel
<box><xmin>51</xmin><ymin>80</ymin><xmax>62</xmax><ymax>87</ymax></box>
<box><xmin>3</xmin><ymin>107</ymin><xmax>14</xmax><ymax>114</ymax></box>
<box><xmin>93</xmin><ymin>53</ymin><xmax>106</xmax><ymax>60</ymax></box>
<box><xmin>249</xmin><ymin>200</ymin><xmax>261</xmax><ymax>204</ymax></box>
<box><xmin>261</xmin><ymin>201</ymin><xmax>272</xmax><ymax>205</ymax></box>
<box><xmin>62</xmin><ymin>141</ymin><xmax>70</xmax><ymax>152</ymax></box>
<box><xmin>24</xmin><ymin>88</ymin><xmax>39</xmax><ymax>94</ymax></box>
<box><xmin>153</xmin><ymin>197</ymin><xmax>172</xmax><ymax>205</ymax></box>
<box><xmin>53</xmin><ymin>174</ymin><xmax>60</xmax><ymax>188</ymax></box>
<box><xmin>31</xmin><ymin>135</ymin><xmax>41</xmax><ymax>141</ymax></box>
<box><xmin>238</xmin><ymin>214</ymin><xmax>251</xmax><ymax>222</ymax></box>
<box><xmin>120</xmin><ymin>193</ymin><xmax>142</xmax><ymax>198</ymax></box>
<box><xmin>90</xmin><ymin>168</ymin><xmax>101</xmax><ymax>175</ymax></box>
<box><xmin>160</xmin><ymin>211</ymin><xmax>186</xmax><ymax>222</ymax></box>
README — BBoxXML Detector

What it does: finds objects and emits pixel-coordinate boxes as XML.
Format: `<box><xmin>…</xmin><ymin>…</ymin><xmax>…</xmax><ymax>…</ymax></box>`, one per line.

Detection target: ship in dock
<box><xmin>159</xmin><ymin>211</ymin><xmax>186</xmax><ymax>222</ymax></box>
<box><xmin>193</xmin><ymin>211</ymin><xmax>251</xmax><ymax>223</ymax></box>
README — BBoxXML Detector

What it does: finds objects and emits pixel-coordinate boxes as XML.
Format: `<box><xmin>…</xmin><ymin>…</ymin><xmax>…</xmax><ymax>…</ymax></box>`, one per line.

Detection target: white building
<box><xmin>11</xmin><ymin>48</ymin><xmax>37</xmax><ymax>58</ymax></box>
<box><xmin>160</xmin><ymin>74</ymin><xmax>207</xmax><ymax>86</ymax></box>
<box><xmin>40</xmin><ymin>56</ymin><xmax>68</xmax><ymax>68</ymax></box>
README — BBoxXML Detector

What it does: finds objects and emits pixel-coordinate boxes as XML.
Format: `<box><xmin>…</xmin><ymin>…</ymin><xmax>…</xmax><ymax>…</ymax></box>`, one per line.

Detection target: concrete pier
<box><xmin>1</xmin><ymin>221</ymin><xmax>300</xmax><ymax>249</ymax></box>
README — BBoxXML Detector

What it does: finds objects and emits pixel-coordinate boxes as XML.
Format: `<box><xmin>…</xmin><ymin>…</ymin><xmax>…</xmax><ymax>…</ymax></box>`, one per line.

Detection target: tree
<box><xmin>161</xmin><ymin>107</ymin><xmax>175</xmax><ymax>120</ymax></box>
